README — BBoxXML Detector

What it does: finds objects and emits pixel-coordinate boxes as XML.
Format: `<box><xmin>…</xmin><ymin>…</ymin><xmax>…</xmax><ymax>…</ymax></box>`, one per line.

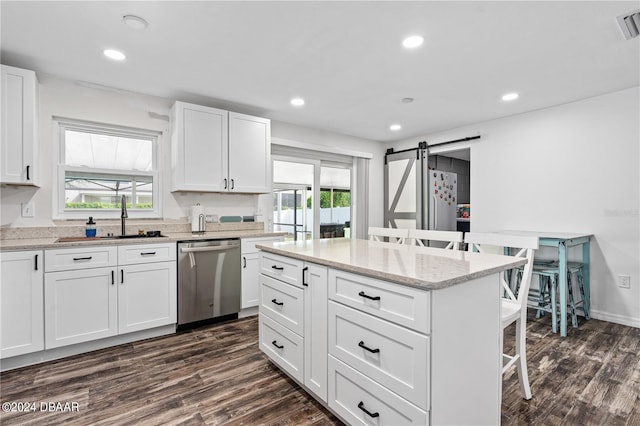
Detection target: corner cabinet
<box><xmin>0</xmin><ymin>250</ymin><xmax>44</xmax><ymax>358</ymax></box>
<box><xmin>1</xmin><ymin>65</ymin><xmax>38</xmax><ymax>185</ymax></box>
<box><xmin>171</xmin><ymin>101</ymin><xmax>271</xmax><ymax>193</ymax></box>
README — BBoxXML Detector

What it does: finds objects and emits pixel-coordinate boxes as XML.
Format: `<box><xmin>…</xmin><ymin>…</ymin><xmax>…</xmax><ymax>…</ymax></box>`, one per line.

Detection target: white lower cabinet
<box><xmin>0</xmin><ymin>250</ymin><xmax>44</xmax><ymax>358</ymax></box>
<box><xmin>44</xmin><ymin>266</ymin><xmax>118</xmax><ymax>348</ymax></box>
<box><xmin>303</xmin><ymin>263</ymin><xmax>328</xmax><ymax>402</ymax></box>
<box><xmin>44</xmin><ymin>243</ymin><xmax>177</xmax><ymax>350</ymax></box>
<box><xmin>259</xmin><ymin>314</ymin><xmax>304</xmax><ymax>382</ymax></box>
<box><xmin>241</xmin><ymin>236</ymin><xmax>283</xmax><ymax>309</ymax></box>
<box><xmin>259</xmin><ymin>256</ymin><xmax>328</xmax><ymax>403</ymax></box>
<box><xmin>118</xmin><ymin>261</ymin><xmax>177</xmax><ymax>334</ymax></box>
<box><xmin>328</xmin><ymin>356</ymin><xmax>428</xmax><ymax>426</ymax></box>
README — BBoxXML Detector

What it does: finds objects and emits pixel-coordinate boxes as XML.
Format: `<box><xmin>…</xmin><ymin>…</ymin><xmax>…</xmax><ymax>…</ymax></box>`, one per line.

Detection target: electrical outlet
<box><xmin>21</xmin><ymin>202</ymin><xmax>35</xmax><ymax>218</ymax></box>
<box><xmin>619</xmin><ymin>274</ymin><xmax>631</xmax><ymax>289</ymax></box>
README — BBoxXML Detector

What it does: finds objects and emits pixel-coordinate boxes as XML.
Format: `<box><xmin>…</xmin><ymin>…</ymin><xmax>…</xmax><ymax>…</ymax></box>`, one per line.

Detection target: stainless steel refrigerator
<box><xmin>384</xmin><ymin>147</ymin><xmax>457</xmax><ymax>245</ymax></box>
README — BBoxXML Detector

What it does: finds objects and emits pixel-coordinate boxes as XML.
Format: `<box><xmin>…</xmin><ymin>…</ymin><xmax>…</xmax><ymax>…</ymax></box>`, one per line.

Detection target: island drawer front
<box><xmin>259</xmin><ymin>274</ymin><xmax>304</xmax><ymax>335</ymax></box>
<box><xmin>328</xmin><ymin>301</ymin><xmax>429</xmax><ymax>410</ymax></box>
<box><xmin>328</xmin><ymin>355</ymin><xmax>429</xmax><ymax>426</ymax></box>
<box><xmin>259</xmin><ymin>314</ymin><xmax>303</xmax><ymax>383</ymax></box>
<box><xmin>45</xmin><ymin>246</ymin><xmax>117</xmax><ymax>272</ymax></box>
<box><xmin>242</xmin><ymin>236</ymin><xmax>283</xmax><ymax>254</ymax></box>
<box><xmin>118</xmin><ymin>243</ymin><xmax>176</xmax><ymax>265</ymax></box>
<box><xmin>260</xmin><ymin>252</ymin><xmax>304</xmax><ymax>287</ymax></box>
<box><xmin>328</xmin><ymin>269</ymin><xmax>430</xmax><ymax>334</ymax></box>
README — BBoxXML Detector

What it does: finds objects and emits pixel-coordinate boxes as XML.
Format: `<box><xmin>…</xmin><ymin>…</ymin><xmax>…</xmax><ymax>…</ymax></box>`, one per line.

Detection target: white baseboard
<box><xmin>590</xmin><ymin>310</ymin><xmax>640</xmax><ymax>328</ymax></box>
<box><xmin>1</xmin><ymin>325</ymin><xmax>175</xmax><ymax>372</ymax></box>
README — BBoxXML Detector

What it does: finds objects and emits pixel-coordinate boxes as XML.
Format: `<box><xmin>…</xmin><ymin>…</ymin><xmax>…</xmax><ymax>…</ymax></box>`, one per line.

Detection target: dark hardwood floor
<box><xmin>1</xmin><ymin>312</ymin><xmax>638</xmax><ymax>425</ymax></box>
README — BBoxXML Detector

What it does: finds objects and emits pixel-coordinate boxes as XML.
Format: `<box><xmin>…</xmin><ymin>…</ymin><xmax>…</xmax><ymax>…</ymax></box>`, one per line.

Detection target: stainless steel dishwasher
<box><xmin>177</xmin><ymin>239</ymin><xmax>241</xmax><ymax>328</ymax></box>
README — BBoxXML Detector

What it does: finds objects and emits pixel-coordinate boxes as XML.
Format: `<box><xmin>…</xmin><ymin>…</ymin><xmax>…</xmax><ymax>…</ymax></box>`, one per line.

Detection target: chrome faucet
<box><xmin>121</xmin><ymin>195</ymin><xmax>128</xmax><ymax>236</ymax></box>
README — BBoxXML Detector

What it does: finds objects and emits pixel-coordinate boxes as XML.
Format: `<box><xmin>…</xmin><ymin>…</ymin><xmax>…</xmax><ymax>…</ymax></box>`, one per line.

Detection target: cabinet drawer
<box><xmin>259</xmin><ymin>314</ymin><xmax>303</xmax><ymax>383</ymax></box>
<box><xmin>117</xmin><ymin>242</ymin><xmax>176</xmax><ymax>265</ymax></box>
<box><xmin>259</xmin><ymin>274</ymin><xmax>303</xmax><ymax>335</ymax></box>
<box><xmin>328</xmin><ymin>269</ymin><xmax>430</xmax><ymax>334</ymax></box>
<box><xmin>329</xmin><ymin>301</ymin><xmax>429</xmax><ymax>410</ymax></box>
<box><xmin>328</xmin><ymin>356</ymin><xmax>429</xmax><ymax>426</ymax></box>
<box><xmin>242</xmin><ymin>236</ymin><xmax>282</xmax><ymax>254</ymax></box>
<box><xmin>45</xmin><ymin>246</ymin><xmax>117</xmax><ymax>272</ymax></box>
<box><xmin>260</xmin><ymin>252</ymin><xmax>304</xmax><ymax>287</ymax></box>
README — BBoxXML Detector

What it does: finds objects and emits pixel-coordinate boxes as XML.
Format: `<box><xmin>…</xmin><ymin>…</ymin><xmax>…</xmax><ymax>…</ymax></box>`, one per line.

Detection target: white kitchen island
<box><xmin>256</xmin><ymin>238</ymin><xmax>526</xmax><ymax>426</ymax></box>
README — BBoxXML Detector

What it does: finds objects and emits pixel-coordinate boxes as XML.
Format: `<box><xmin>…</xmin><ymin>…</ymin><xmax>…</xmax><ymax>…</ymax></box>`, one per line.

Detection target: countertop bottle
<box><xmin>86</xmin><ymin>217</ymin><xmax>96</xmax><ymax>238</ymax></box>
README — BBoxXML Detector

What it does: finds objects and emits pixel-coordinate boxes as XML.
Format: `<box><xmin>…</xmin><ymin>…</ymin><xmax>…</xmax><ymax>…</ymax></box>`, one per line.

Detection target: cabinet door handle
<box><xmin>358</xmin><ymin>291</ymin><xmax>380</xmax><ymax>301</ymax></box>
<box><xmin>271</xmin><ymin>299</ymin><xmax>284</xmax><ymax>306</ymax></box>
<box><xmin>140</xmin><ymin>252</ymin><xmax>156</xmax><ymax>256</ymax></box>
<box><xmin>223</xmin><ymin>178</ymin><xmax>228</xmax><ymax>189</ymax></box>
<box><xmin>271</xmin><ymin>340</ymin><xmax>284</xmax><ymax>349</ymax></box>
<box><xmin>120</xmin><ymin>269</ymin><xmax>124</xmax><ymax>284</ymax></box>
<box><xmin>302</xmin><ymin>266</ymin><xmax>308</xmax><ymax>286</ymax></box>
<box><xmin>111</xmin><ymin>270</ymin><xmax>115</xmax><ymax>285</ymax></box>
<box><xmin>73</xmin><ymin>256</ymin><xmax>93</xmax><ymax>261</ymax></box>
<box><xmin>243</xmin><ymin>256</ymin><xmax>247</xmax><ymax>268</ymax></box>
<box><xmin>230</xmin><ymin>179</ymin><xmax>235</xmax><ymax>190</ymax></box>
<box><xmin>26</xmin><ymin>165</ymin><xmax>30</xmax><ymax>181</ymax></box>
<box><xmin>358</xmin><ymin>401</ymin><xmax>380</xmax><ymax>418</ymax></box>
<box><xmin>34</xmin><ymin>254</ymin><xmax>38</xmax><ymax>271</ymax></box>
<box><xmin>271</xmin><ymin>265</ymin><xmax>284</xmax><ymax>271</ymax></box>
<box><xmin>358</xmin><ymin>340</ymin><xmax>380</xmax><ymax>354</ymax></box>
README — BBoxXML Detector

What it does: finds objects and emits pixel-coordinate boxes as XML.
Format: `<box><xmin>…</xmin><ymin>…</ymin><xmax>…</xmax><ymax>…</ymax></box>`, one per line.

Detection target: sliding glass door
<box><xmin>273</xmin><ymin>158</ymin><xmax>352</xmax><ymax>240</ymax></box>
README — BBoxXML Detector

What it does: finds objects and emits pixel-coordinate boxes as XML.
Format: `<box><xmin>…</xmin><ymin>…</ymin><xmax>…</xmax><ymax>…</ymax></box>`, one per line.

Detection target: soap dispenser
<box><xmin>86</xmin><ymin>217</ymin><xmax>96</xmax><ymax>238</ymax></box>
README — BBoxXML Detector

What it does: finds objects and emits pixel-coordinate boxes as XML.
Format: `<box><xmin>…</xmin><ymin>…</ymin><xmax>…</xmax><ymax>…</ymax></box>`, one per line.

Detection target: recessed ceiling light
<box><xmin>389</xmin><ymin>124</ymin><xmax>402</xmax><ymax>131</ymax></box>
<box><xmin>103</xmin><ymin>49</ymin><xmax>126</xmax><ymax>61</ymax></box>
<box><xmin>502</xmin><ymin>92</ymin><xmax>519</xmax><ymax>101</ymax></box>
<box><xmin>401</xmin><ymin>97</ymin><xmax>414</xmax><ymax>103</ymax></box>
<box><xmin>290</xmin><ymin>98</ymin><xmax>305</xmax><ymax>107</ymax></box>
<box><xmin>123</xmin><ymin>15</ymin><xmax>148</xmax><ymax>30</ymax></box>
<box><xmin>402</xmin><ymin>35</ymin><xmax>424</xmax><ymax>49</ymax></box>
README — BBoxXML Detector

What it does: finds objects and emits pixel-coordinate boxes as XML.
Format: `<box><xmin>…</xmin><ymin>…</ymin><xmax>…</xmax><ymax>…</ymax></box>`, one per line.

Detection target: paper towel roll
<box><xmin>191</xmin><ymin>204</ymin><xmax>205</xmax><ymax>232</ymax></box>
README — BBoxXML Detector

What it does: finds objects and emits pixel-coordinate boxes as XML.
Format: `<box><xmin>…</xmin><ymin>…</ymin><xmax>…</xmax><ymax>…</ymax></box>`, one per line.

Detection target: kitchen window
<box><xmin>54</xmin><ymin>118</ymin><xmax>161</xmax><ymax>219</ymax></box>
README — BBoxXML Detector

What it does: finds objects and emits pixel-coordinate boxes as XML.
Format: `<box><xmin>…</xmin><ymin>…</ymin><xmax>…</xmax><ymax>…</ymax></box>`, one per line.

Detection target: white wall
<box><xmin>0</xmin><ymin>75</ymin><xmax>384</xmax><ymax>232</ymax></box>
<box><xmin>391</xmin><ymin>87</ymin><xmax>640</xmax><ymax>327</ymax></box>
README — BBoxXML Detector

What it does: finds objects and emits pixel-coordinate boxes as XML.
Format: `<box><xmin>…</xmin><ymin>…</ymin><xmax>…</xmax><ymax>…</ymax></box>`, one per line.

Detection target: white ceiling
<box><xmin>1</xmin><ymin>1</ymin><xmax>638</xmax><ymax>143</ymax></box>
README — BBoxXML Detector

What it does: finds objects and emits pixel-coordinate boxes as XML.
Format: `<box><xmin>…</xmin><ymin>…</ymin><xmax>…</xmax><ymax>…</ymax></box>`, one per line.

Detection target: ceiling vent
<box><xmin>617</xmin><ymin>10</ymin><xmax>640</xmax><ymax>40</ymax></box>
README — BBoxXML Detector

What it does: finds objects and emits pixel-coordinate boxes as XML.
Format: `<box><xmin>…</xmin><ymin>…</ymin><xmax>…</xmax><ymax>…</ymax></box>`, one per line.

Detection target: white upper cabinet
<box><xmin>1</xmin><ymin>65</ymin><xmax>38</xmax><ymax>185</ymax></box>
<box><xmin>171</xmin><ymin>102</ymin><xmax>228</xmax><ymax>192</ymax></box>
<box><xmin>228</xmin><ymin>112</ymin><xmax>271</xmax><ymax>193</ymax></box>
<box><xmin>171</xmin><ymin>101</ymin><xmax>271</xmax><ymax>193</ymax></box>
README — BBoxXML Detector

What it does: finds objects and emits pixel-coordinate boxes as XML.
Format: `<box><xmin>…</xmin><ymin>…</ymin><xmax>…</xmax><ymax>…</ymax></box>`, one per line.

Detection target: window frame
<box><xmin>53</xmin><ymin>117</ymin><xmax>162</xmax><ymax>220</ymax></box>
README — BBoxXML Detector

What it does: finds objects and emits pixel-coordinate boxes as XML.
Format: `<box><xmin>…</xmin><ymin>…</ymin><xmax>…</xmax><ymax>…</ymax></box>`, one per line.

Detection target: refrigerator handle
<box><xmin>432</xmin><ymin>194</ymin><xmax>437</xmax><ymax>229</ymax></box>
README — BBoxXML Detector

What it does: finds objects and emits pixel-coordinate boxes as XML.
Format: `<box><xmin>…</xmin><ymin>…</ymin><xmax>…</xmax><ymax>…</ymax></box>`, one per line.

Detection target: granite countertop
<box><xmin>257</xmin><ymin>238</ymin><xmax>527</xmax><ymax>291</ymax></box>
<box><xmin>0</xmin><ymin>230</ymin><xmax>286</xmax><ymax>251</ymax></box>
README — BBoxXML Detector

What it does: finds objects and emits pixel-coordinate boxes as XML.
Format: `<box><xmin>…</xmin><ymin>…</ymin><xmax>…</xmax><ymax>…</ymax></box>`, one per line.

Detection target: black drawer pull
<box><xmin>111</xmin><ymin>270</ymin><xmax>115</xmax><ymax>285</ymax></box>
<box><xmin>26</xmin><ymin>165</ymin><xmax>30</xmax><ymax>180</ymax></box>
<box><xmin>271</xmin><ymin>299</ymin><xmax>284</xmax><ymax>306</ymax></box>
<box><xmin>358</xmin><ymin>401</ymin><xmax>379</xmax><ymax>418</ymax></box>
<box><xmin>358</xmin><ymin>341</ymin><xmax>380</xmax><ymax>354</ymax></box>
<box><xmin>271</xmin><ymin>340</ymin><xmax>284</xmax><ymax>349</ymax></box>
<box><xmin>121</xmin><ymin>269</ymin><xmax>124</xmax><ymax>284</ymax></box>
<box><xmin>243</xmin><ymin>256</ymin><xmax>247</xmax><ymax>268</ymax></box>
<box><xmin>358</xmin><ymin>291</ymin><xmax>380</xmax><ymax>301</ymax></box>
<box><xmin>140</xmin><ymin>252</ymin><xmax>156</xmax><ymax>256</ymax></box>
<box><xmin>73</xmin><ymin>256</ymin><xmax>93</xmax><ymax>261</ymax></box>
<box><xmin>302</xmin><ymin>266</ymin><xmax>308</xmax><ymax>286</ymax></box>
<box><xmin>34</xmin><ymin>254</ymin><xmax>38</xmax><ymax>271</ymax></box>
<box><xmin>271</xmin><ymin>265</ymin><xmax>284</xmax><ymax>271</ymax></box>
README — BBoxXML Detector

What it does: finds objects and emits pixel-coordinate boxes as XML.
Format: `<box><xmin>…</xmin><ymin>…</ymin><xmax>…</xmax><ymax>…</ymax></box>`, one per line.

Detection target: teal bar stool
<box><xmin>523</xmin><ymin>261</ymin><xmax>589</xmax><ymax>333</ymax></box>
